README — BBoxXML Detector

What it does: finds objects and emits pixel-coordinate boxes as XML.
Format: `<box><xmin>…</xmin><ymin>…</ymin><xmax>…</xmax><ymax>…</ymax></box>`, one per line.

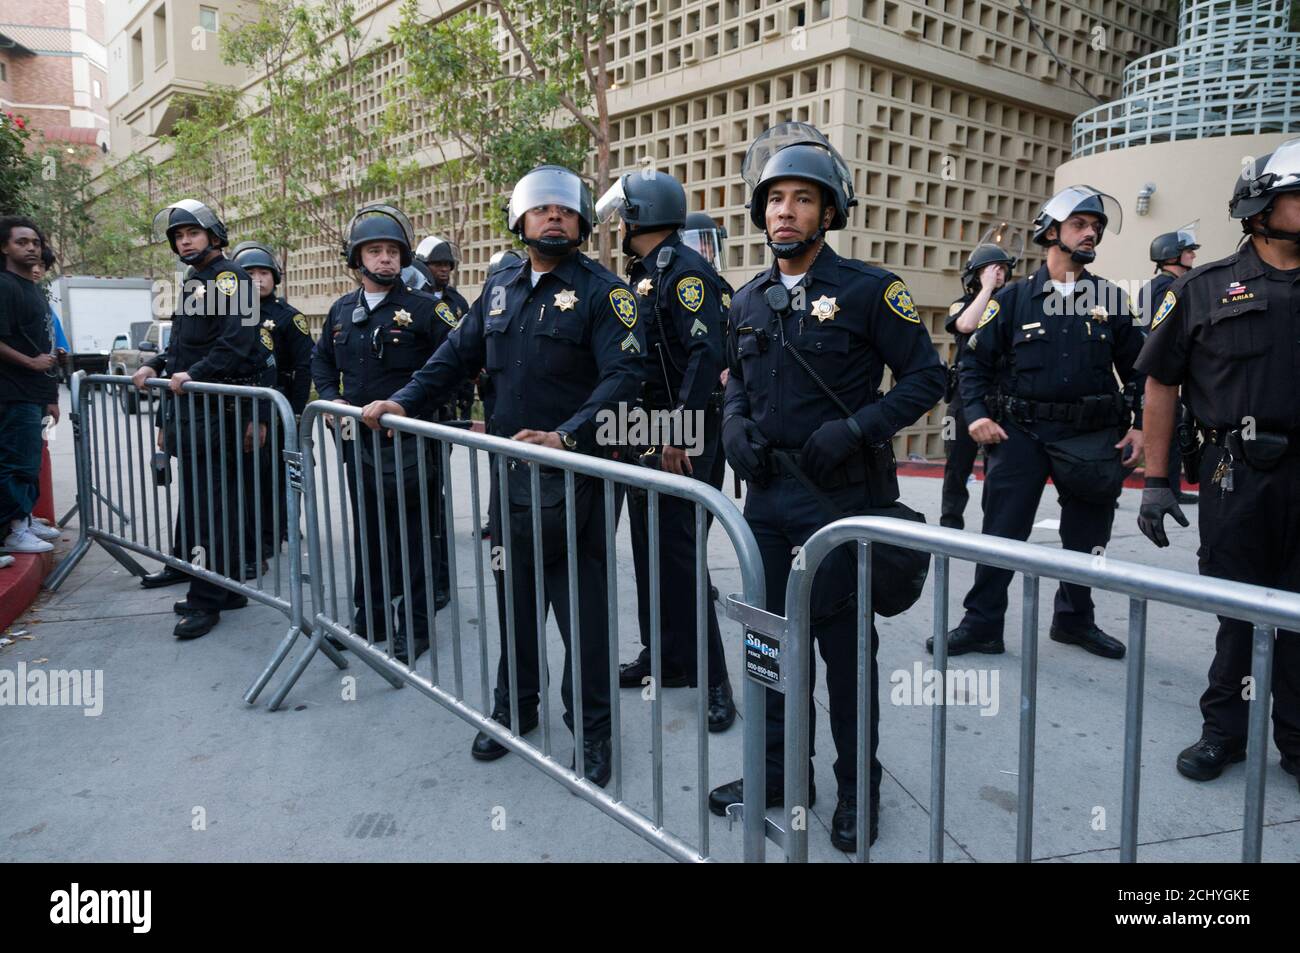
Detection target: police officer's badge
<box><xmin>811</xmin><ymin>295</ymin><xmax>840</xmax><ymax>322</ymax></box>
<box><xmin>555</xmin><ymin>289</ymin><xmax>579</xmax><ymax>312</ymax></box>
<box><xmin>721</xmin><ymin>292</ymin><xmax>731</xmax><ymax>309</ymax></box>
<box><xmin>884</xmin><ymin>280</ymin><xmax>920</xmax><ymax>323</ymax></box>
<box><xmin>977</xmin><ymin>299</ymin><xmax>999</xmax><ymax>328</ymax></box>
<box><xmin>677</xmin><ymin>277</ymin><xmax>704</xmax><ymax>313</ymax></box>
<box><xmin>293</xmin><ymin>313</ymin><xmax>309</xmax><ymax>336</ymax></box>
<box><xmin>636</xmin><ymin>277</ymin><xmax>654</xmax><ymax>296</ymax></box>
<box><xmin>610</xmin><ymin>288</ymin><xmax>637</xmax><ymax>327</ymax></box>
<box><xmin>435</xmin><ymin>301</ymin><xmax>460</xmax><ymax>329</ymax></box>
<box><xmin>260</xmin><ymin>328</ymin><xmax>273</xmax><ymax>351</ymax></box>
<box><xmin>1151</xmin><ymin>290</ymin><xmax>1177</xmax><ymax>329</ymax></box>
<box><xmin>215</xmin><ymin>271</ymin><xmax>238</xmax><ymax>297</ymax></box>
<box><xmin>392</xmin><ymin>309</ymin><xmax>413</xmax><ymax>327</ymax></box>
<box><xmin>1090</xmin><ymin>306</ymin><xmax>1109</xmax><ymax>323</ymax></box>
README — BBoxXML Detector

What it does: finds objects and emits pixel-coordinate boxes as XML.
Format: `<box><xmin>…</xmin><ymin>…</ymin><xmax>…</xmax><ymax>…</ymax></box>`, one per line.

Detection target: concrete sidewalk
<box><xmin>2</xmin><ymin>390</ymin><xmax>1297</xmax><ymax>862</ymax></box>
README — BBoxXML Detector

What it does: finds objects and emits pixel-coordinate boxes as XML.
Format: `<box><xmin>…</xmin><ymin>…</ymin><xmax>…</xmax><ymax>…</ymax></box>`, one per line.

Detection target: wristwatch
<box><xmin>557</xmin><ymin>430</ymin><xmax>577</xmax><ymax>450</ymax></box>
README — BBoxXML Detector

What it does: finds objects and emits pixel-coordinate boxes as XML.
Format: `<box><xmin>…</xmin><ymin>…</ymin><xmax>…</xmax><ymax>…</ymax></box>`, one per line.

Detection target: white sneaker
<box><xmin>0</xmin><ymin>554</ymin><xmax>14</xmax><ymax>569</ymax></box>
<box><xmin>1</xmin><ymin>528</ymin><xmax>54</xmax><ymax>554</ymax></box>
<box><xmin>25</xmin><ymin>517</ymin><xmax>61</xmax><ymax>541</ymax></box>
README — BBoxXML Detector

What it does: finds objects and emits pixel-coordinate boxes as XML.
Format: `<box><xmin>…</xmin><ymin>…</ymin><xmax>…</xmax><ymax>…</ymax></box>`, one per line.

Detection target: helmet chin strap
<box><xmin>523</xmin><ymin>235</ymin><xmax>580</xmax><ymax>259</ymax></box>
<box><xmin>1251</xmin><ymin>208</ymin><xmax>1300</xmax><ymax>244</ymax></box>
<box><xmin>361</xmin><ymin>266</ymin><xmax>400</xmax><ymax>287</ymax></box>
<box><xmin>1054</xmin><ymin>239</ymin><xmax>1096</xmax><ymax>266</ymax></box>
<box><xmin>766</xmin><ymin>225</ymin><xmax>825</xmax><ymax>260</ymax></box>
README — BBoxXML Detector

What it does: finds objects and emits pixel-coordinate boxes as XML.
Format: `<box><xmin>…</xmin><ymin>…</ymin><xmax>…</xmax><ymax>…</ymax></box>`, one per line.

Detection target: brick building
<box><xmin>106</xmin><ymin>0</ymin><xmax>1178</xmax><ymax>458</ymax></box>
<box><xmin>0</xmin><ymin>0</ymin><xmax>110</xmax><ymax>152</ymax></box>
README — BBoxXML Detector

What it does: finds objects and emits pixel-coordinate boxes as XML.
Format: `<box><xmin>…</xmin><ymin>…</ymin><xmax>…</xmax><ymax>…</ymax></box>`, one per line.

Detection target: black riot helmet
<box><xmin>506</xmin><ymin>165</ymin><xmax>594</xmax><ymax>258</ymax></box>
<box><xmin>343</xmin><ymin>204</ymin><xmax>414</xmax><ymax>286</ymax></box>
<box><xmin>152</xmin><ymin>199</ymin><xmax>228</xmax><ymax>266</ymax></box>
<box><xmin>1230</xmin><ymin>139</ymin><xmax>1300</xmax><ymax>241</ymax></box>
<box><xmin>486</xmin><ymin>248</ymin><xmax>525</xmax><ymax>278</ymax></box>
<box><xmin>231</xmin><ymin>241</ymin><xmax>282</xmax><ymax>284</ymax></box>
<box><xmin>596</xmin><ymin>170</ymin><xmax>688</xmax><ymax>258</ymax></box>
<box><xmin>961</xmin><ymin>224</ymin><xmax>1023</xmax><ymax>295</ymax></box>
<box><xmin>680</xmin><ymin>212</ymin><xmax>727</xmax><ymax>268</ymax></box>
<box><xmin>1030</xmin><ymin>185</ymin><xmax>1122</xmax><ymax>265</ymax></box>
<box><xmin>415</xmin><ymin>235</ymin><xmax>460</xmax><ymax>266</ymax></box>
<box><xmin>1148</xmin><ymin>221</ymin><xmax>1200</xmax><ymax>266</ymax></box>
<box><xmin>742</xmin><ymin>122</ymin><xmax>856</xmax><ymax>258</ymax></box>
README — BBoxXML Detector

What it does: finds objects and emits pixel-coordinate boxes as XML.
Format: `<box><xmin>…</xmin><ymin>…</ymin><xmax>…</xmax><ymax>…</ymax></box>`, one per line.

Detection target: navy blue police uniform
<box><xmin>427</xmin><ymin>281</ymin><xmax>470</xmax><ymax>605</ymax></box>
<box><xmin>940</xmin><ymin>291</ymin><xmax>981</xmax><ymax>529</ymax></box>
<box><xmin>311</xmin><ymin>282</ymin><xmax>451</xmax><ymax>658</ymax></box>
<box><xmin>724</xmin><ymin>246</ymin><xmax>944</xmax><ymax>809</ymax></box>
<box><xmin>1135</xmin><ymin>241</ymin><xmax>1300</xmax><ymax>771</ymax></box>
<box><xmin>387</xmin><ymin>251</ymin><xmax>646</xmax><ymax>743</ymax></box>
<box><xmin>952</xmin><ymin>264</ymin><xmax>1145</xmax><ymax>647</ymax></box>
<box><xmin>143</xmin><ymin>254</ymin><xmax>262</xmax><ymax>610</ymax></box>
<box><xmin>625</xmin><ymin>232</ymin><xmax>730</xmax><ymax>689</ymax></box>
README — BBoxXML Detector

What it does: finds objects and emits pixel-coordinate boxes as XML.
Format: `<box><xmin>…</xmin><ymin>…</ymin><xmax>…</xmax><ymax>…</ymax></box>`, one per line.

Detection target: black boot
<box><xmin>141</xmin><ymin>565</ymin><xmax>189</xmax><ymax>589</ymax></box>
<box><xmin>393</xmin><ymin>632</ymin><xmax>430</xmax><ymax>666</ymax></box>
<box><xmin>831</xmin><ymin>793</ymin><xmax>879</xmax><ymax>851</ymax></box>
<box><xmin>926</xmin><ymin>622</ymin><xmax>1004</xmax><ymax>656</ymax></box>
<box><xmin>1050</xmin><ymin>621</ymin><xmax>1125</xmax><ymax>659</ymax></box>
<box><xmin>1176</xmin><ymin>737</ymin><xmax>1246</xmax><ymax>781</ymax></box>
<box><xmin>707</xmin><ymin>679</ymin><xmax>736</xmax><ymax>732</ymax></box>
<box><xmin>708</xmin><ymin>777</ymin><xmax>816</xmax><ymax>817</ymax></box>
<box><xmin>470</xmin><ymin>706</ymin><xmax>539</xmax><ymax>761</ymax></box>
<box><xmin>174</xmin><ymin>609</ymin><xmax>220</xmax><ymax>640</ymax></box>
<box><xmin>571</xmin><ymin>738</ymin><xmax>613</xmax><ymax>788</ymax></box>
<box><xmin>618</xmin><ymin>648</ymin><xmax>689</xmax><ymax>688</ymax></box>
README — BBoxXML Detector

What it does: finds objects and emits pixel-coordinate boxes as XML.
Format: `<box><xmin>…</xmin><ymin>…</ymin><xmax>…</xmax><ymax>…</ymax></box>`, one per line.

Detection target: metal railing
<box><xmin>261</xmin><ymin>400</ymin><xmax>768</xmax><ymax>863</ymax></box>
<box><xmin>729</xmin><ymin>516</ymin><xmax>1300</xmax><ymax>863</ymax></box>
<box><xmin>46</xmin><ymin>371</ymin><xmax>348</xmax><ymax>688</ymax></box>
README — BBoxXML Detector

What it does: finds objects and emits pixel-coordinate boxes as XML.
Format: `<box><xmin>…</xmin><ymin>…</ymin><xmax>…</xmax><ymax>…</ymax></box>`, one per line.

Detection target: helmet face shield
<box><xmin>679</xmin><ymin>227</ymin><xmax>723</xmax><ymax>264</ymax></box>
<box><xmin>153</xmin><ymin>199</ymin><xmax>221</xmax><ymax>244</ymax></box>
<box><xmin>507</xmin><ymin>167</ymin><xmax>592</xmax><ymax>233</ymax></box>
<box><xmin>1257</xmin><ymin>138</ymin><xmax>1300</xmax><ymax>195</ymax></box>
<box><xmin>415</xmin><ymin>235</ymin><xmax>459</xmax><ymax>264</ymax></box>
<box><xmin>1174</xmin><ymin>220</ymin><xmax>1200</xmax><ymax>249</ymax></box>
<box><xmin>741</xmin><ymin>122</ymin><xmax>851</xmax><ymax>196</ymax></box>
<box><xmin>1041</xmin><ymin>186</ymin><xmax>1122</xmax><ymax>236</ymax></box>
<box><xmin>975</xmin><ymin>221</ymin><xmax>1024</xmax><ymax>265</ymax></box>
<box><xmin>595</xmin><ymin>176</ymin><xmax>629</xmax><ymax>225</ymax></box>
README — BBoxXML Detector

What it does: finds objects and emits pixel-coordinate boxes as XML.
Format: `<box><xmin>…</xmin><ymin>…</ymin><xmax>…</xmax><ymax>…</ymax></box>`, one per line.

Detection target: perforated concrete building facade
<box><xmin>108</xmin><ymin>0</ymin><xmax>1178</xmax><ymax>458</ymax></box>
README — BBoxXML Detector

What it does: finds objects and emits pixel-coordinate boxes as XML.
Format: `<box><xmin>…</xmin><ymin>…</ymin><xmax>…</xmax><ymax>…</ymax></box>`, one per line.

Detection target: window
<box><xmin>93</xmin><ymin>79</ymin><xmax>102</xmax><ymax>98</ymax></box>
<box><xmin>199</xmin><ymin>6</ymin><xmax>219</xmax><ymax>32</ymax></box>
<box><xmin>0</xmin><ymin>62</ymin><xmax>7</xmax><ymax>82</ymax></box>
<box><xmin>130</xmin><ymin>29</ymin><xmax>143</xmax><ymax>87</ymax></box>
<box><xmin>153</xmin><ymin>6</ymin><xmax>167</xmax><ymax>67</ymax></box>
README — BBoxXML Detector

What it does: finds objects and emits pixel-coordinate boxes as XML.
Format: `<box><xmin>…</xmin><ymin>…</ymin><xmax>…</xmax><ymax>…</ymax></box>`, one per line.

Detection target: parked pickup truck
<box><xmin>108</xmin><ymin>320</ymin><xmax>171</xmax><ymax>414</ymax></box>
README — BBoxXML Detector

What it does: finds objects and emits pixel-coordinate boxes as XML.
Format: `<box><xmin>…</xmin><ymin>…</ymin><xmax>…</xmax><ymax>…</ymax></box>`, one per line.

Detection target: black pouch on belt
<box><xmin>1043</xmin><ymin>427</ymin><xmax>1124</xmax><ymax>505</ymax></box>
<box><xmin>1230</xmin><ymin>430</ymin><xmax>1289</xmax><ymax>471</ymax></box>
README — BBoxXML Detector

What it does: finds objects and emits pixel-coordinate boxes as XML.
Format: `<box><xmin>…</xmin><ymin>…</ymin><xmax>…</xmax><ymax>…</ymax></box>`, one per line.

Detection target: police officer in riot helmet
<box><xmin>930</xmin><ymin>186</ymin><xmax>1146</xmax><ymax>663</ymax></box>
<box><xmin>1137</xmin><ymin>139</ymin><xmax>1300</xmax><ymax>792</ymax></box>
<box><xmin>595</xmin><ymin>169</ymin><xmax>736</xmax><ymax>732</ymax></box>
<box><xmin>941</xmin><ymin>228</ymin><xmax>1020</xmax><ymax>530</ymax></box>
<box><xmin>310</xmin><ymin>204</ymin><xmax>453</xmax><ymax>665</ymax></box>
<box><xmin>361</xmin><ymin>166</ymin><xmax>645</xmax><ymax>787</ymax></box>
<box><xmin>1136</xmin><ymin>224</ymin><xmax>1201</xmax><ymax>505</ymax></box>
<box><xmin>231</xmin><ymin>241</ymin><xmax>314</xmax><ymax>557</ymax></box>
<box><xmin>709</xmin><ymin>123</ymin><xmax>945</xmax><ymax>850</ymax></box>
<box><xmin>131</xmin><ymin>199</ymin><xmax>262</xmax><ymax>638</ymax></box>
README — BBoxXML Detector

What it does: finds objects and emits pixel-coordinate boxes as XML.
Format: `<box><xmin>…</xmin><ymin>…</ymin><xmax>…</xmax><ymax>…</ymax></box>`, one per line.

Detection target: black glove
<box><xmin>1137</xmin><ymin>477</ymin><xmax>1189</xmax><ymax>548</ymax></box>
<box><xmin>801</xmin><ymin>418</ymin><xmax>858</xmax><ymax>486</ymax></box>
<box><xmin>722</xmin><ymin>415</ymin><xmax>769</xmax><ymax>484</ymax></box>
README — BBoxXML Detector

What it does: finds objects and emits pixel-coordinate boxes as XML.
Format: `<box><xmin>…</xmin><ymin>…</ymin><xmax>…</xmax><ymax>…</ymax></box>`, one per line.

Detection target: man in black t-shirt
<box><xmin>0</xmin><ymin>217</ymin><xmax>60</xmax><ymax>555</ymax></box>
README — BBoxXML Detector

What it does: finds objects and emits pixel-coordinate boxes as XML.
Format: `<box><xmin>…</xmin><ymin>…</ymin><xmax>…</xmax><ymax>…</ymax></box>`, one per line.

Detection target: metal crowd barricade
<box><xmin>265</xmin><ymin>400</ymin><xmax>767</xmax><ymax>863</ymax></box>
<box><xmin>45</xmin><ymin>371</ymin><xmax>348</xmax><ymax>686</ymax></box>
<box><xmin>728</xmin><ymin>516</ymin><xmax>1300</xmax><ymax>863</ymax></box>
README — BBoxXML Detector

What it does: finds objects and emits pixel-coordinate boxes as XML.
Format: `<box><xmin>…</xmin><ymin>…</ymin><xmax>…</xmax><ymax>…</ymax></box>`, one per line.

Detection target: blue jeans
<box><xmin>0</xmin><ymin>401</ymin><xmax>45</xmax><ymax>526</ymax></box>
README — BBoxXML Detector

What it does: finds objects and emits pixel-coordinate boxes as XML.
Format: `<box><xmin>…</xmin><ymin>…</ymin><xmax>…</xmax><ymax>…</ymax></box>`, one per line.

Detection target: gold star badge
<box><xmin>554</xmin><ymin>289</ymin><xmax>578</xmax><ymax>312</ymax></box>
<box><xmin>1090</xmin><ymin>306</ymin><xmax>1108</xmax><ymax>323</ymax></box>
<box><xmin>811</xmin><ymin>295</ymin><xmax>840</xmax><ymax>322</ymax></box>
<box><xmin>392</xmin><ymin>309</ymin><xmax>412</xmax><ymax>326</ymax></box>
<box><xmin>636</xmin><ymin>277</ymin><xmax>654</xmax><ymax>296</ymax></box>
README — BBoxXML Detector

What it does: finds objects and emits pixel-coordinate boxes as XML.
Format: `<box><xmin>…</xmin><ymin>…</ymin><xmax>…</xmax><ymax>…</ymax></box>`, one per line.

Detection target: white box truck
<box><xmin>49</xmin><ymin>276</ymin><xmax>158</xmax><ymax>376</ymax></box>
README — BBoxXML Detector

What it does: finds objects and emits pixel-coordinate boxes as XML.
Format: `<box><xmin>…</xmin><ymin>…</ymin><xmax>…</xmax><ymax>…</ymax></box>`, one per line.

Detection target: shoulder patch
<box><xmin>293</xmin><ymin>313</ymin><xmax>310</xmax><ymax>336</ymax></box>
<box><xmin>676</xmin><ymin>276</ymin><xmax>704</xmax><ymax>313</ymax></box>
<box><xmin>215</xmin><ymin>271</ymin><xmax>238</xmax><ymax>297</ymax></box>
<box><xmin>1151</xmin><ymin>290</ymin><xmax>1177</xmax><ymax>330</ymax></box>
<box><xmin>977</xmin><ymin>299</ymin><xmax>999</xmax><ymax>329</ymax></box>
<box><xmin>948</xmin><ymin>301</ymin><xmax>964</xmax><ymax>317</ymax></box>
<box><xmin>435</xmin><ymin>300</ymin><xmax>460</xmax><ymax>329</ymax></box>
<box><xmin>259</xmin><ymin>327</ymin><xmax>274</xmax><ymax>351</ymax></box>
<box><xmin>610</xmin><ymin>287</ymin><xmax>638</xmax><ymax>328</ymax></box>
<box><xmin>884</xmin><ymin>280</ymin><xmax>920</xmax><ymax>323</ymax></box>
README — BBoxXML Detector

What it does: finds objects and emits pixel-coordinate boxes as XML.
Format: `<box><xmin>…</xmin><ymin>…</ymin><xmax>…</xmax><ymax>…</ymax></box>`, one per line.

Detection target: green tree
<box><xmin>0</xmin><ymin>111</ymin><xmax>38</xmax><ymax>216</ymax></box>
<box><xmin>77</xmin><ymin>155</ymin><xmax>173</xmax><ymax>278</ymax></box>
<box><xmin>25</xmin><ymin>144</ymin><xmax>96</xmax><ymax>269</ymax></box>
<box><xmin>162</xmin><ymin>86</ymin><xmax>246</xmax><ymax>227</ymax></box>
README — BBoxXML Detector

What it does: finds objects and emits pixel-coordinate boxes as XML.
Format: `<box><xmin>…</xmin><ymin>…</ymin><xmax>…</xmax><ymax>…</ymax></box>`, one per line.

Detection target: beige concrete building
<box><xmin>106</xmin><ymin>0</ymin><xmax>1179</xmax><ymax>458</ymax></box>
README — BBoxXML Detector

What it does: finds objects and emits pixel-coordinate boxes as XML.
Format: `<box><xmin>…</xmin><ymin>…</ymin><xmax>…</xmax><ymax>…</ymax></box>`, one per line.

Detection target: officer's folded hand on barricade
<box><xmin>360</xmin><ymin>397</ymin><xmax>404</xmax><ymax>435</ymax></box>
<box><xmin>167</xmin><ymin>370</ymin><xmax>191</xmax><ymax>395</ymax></box>
<box><xmin>513</xmin><ymin>429</ymin><xmax>564</xmax><ymax>451</ymax></box>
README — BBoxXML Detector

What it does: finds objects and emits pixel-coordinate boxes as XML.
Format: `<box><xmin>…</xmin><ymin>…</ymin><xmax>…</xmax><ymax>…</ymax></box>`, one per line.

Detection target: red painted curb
<box><xmin>0</xmin><ymin>550</ymin><xmax>52</xmax><ymax>633</ymax></box>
